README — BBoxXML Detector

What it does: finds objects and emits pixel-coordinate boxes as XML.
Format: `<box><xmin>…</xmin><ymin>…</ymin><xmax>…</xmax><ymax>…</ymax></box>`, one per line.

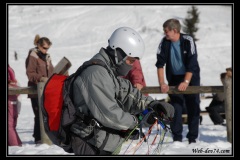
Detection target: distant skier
<box><xmin>14</xmin><ymin>51</ymin><xmax>18</xmax><ymax>61</ymax></box>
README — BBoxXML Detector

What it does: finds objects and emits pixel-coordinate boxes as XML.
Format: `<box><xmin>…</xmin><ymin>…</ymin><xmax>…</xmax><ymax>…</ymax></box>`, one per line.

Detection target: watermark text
<box><xmin>192</xmin><ymin>148</ymin><xmax>230</xmax><ymax>154</ymax></box>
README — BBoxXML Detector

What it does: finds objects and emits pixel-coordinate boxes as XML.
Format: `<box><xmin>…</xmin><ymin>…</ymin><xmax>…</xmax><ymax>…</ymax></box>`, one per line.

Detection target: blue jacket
<box><xmin>155</xmin><ymin>33</ymin><xmax>200</xmax><ymax>85</ymax></box>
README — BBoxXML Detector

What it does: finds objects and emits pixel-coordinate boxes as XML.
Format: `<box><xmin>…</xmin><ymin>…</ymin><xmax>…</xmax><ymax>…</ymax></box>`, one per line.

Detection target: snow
<box><xmin>7</xmin><ymin>4</ymin><xmax>233</xmax><ymax>156</ymax></box>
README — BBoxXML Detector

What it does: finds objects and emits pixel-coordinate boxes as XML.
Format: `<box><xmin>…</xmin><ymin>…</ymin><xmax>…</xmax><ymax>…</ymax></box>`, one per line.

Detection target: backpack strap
<box><xmin>66</xmin><ymin>58</ymin><xmax>110</xmax><ymax>104</ymax></box>
<box><xmin>67</xmin><ymin>59</ymin><xmax>127</xmax><ymax>136</ymax></box>
<box><xmin>62</xmin><ymin>59</ymin><xmax>109</xmax><ymax>126</ymax></box>
<box><xmin>66</xmin><ymin>59</ymin><xmax>109</xmax><ymax>82</ymax></box>
<box><xmin>65</xmin><ymin>58</ymin><xmax>110</xmax><ymax>99</ymax></box>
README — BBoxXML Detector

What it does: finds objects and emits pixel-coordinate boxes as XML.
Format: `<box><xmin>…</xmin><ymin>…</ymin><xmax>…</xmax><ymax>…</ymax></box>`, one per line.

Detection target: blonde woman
<box><xmin>25</xmin><ymin>34</ymin><xmax>54</xmax><ymax>144</ymax></box>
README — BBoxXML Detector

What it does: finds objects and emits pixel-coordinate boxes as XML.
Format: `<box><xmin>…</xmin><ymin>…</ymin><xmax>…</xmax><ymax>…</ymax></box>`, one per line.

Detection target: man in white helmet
<box><xmin>70</xmin><ymin>27</ymin><xmax>175</xmax><ymax>155</ymax></box>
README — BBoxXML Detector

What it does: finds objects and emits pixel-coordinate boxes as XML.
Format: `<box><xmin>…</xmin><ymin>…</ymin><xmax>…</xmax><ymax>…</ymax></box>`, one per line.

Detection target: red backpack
<box><xmin>41</xmin><ymin>59</ymin><xmax>108</xmax><ymax>154</ymax></box>
<box><xmin>43</xmin><ymin>74</ymin><xmax>67</xmax><ymax>132</ymax></box>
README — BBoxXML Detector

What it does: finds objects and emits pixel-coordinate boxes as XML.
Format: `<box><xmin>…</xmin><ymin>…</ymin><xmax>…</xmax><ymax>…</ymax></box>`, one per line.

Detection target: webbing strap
<box><xmin>68</xmin><ymin>59</ymin><xmax>125</xmax><ymax>136</ymax></box>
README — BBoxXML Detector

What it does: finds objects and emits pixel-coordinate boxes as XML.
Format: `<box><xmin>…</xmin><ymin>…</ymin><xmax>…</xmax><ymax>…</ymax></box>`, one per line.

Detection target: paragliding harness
<box><xmin>41</xmin><ymin>59</ymin><xmax>138</xmax><ymax>155</ymax></box>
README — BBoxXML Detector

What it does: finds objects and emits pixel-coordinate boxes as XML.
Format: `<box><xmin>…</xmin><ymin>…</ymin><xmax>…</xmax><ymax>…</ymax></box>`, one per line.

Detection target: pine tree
<box><xmin>182</xmin><ymin>6</ymin><xmax>200</xmax><ymax>41</ymax></box>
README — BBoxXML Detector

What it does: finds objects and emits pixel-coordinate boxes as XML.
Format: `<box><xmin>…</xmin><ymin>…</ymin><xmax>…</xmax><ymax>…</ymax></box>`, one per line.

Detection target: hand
<box><xmin>40</xmin><ymin>77</ymin><xmax>48</xmax><ymax>83</ymax></box>
<box><xmin>8</xmin><ymin>81</ymin><xmax>18</xmax><ymax>88</ymax></box>
<box><xmin>160</xmin><ymin>83</ymin><xmax>169</xmax><ymax>93</ymax></box>
<box><xmin>178</xmin><ymin>82</ymin><xmax>189</xmax><ymax>91</ymax></box>
<box><xmin>134</xmin><ymin>83</ymin><xmax>143</xmax><ymax>90</ymax></box>
<box><xmin>149</xmin><ymin>101</ymin><xmax>175</xmax><ymax>121</ymax></box>
<box><xmin>8</xmin><ymin>80</ymin><xmax>18</xmax><ymax>88</ymax></box>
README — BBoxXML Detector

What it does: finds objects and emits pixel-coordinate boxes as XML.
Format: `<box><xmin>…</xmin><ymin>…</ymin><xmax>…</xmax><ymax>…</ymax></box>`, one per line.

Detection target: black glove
<box><xmin>139</xmin><ymin>110</ymin><xmax>158</xmax><ymax>127</ymax></box>
<box><xmin>149</xmin><ymin>101</ymin><xmax>175</xmax><ymax>121</ymax></box>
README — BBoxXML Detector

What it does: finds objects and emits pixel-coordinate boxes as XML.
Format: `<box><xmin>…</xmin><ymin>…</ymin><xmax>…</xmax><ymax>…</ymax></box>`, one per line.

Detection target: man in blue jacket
<box><xmin>155</xmin><ymin>19</ymin><xmax>201</xmax><ymax>144</ymax></box>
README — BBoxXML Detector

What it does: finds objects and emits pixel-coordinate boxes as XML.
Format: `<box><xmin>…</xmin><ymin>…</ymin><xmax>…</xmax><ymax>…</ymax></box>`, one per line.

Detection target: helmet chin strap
<box><xmin>114</xmin><ymin>48</ymin><xmax>128</xmax><ymax>65</ymax></box>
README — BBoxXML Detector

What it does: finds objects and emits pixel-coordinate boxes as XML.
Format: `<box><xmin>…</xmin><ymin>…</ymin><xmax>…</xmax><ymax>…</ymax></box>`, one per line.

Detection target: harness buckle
<box><xmin>90</xmin><ymin>119</ymin><xmax>101</xmax><ymax>128</ymax></box>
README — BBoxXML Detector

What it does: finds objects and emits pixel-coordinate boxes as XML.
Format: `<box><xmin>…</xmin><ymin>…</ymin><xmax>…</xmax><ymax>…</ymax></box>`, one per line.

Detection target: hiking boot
<box><xmin>173</xmin><ymin>137</ymin><xmax>182</xmax><ymax>142</ymax></box>
<box><xmin>189</xmin><ymin>139</ymin><xmax>196</xmax><ymax>144</ymax></box>
<box><xmin>221</xmin><ymin>123</ymin><xmax>226</xmax><ymax>126</ymax></box>
<box><xmin>173</xmin><ymin>138</ymin><xmax>182</xmax><ymax>142</ymax></box>
<box><xmin>214</xmin><ymin>122</ymin><xmax>225</xmax><ymax>126</ymax></box>
<box><xmin>35</xmin><ymin>140</ymin><xmax>42</xmax><ymax>145</ymax></box>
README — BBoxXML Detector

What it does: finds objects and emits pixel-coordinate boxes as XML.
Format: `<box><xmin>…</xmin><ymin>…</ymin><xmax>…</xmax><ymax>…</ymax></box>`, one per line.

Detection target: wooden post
<box><xmin>52</xmin><ymin>56</ymin><xmax>71</xmax><ymax>75</ymax></box>
<box><xmin>37</xmin><ymin>82</ymin><xmax>52</xmax><ymax>145</ymax></box>
<box><xmin>223</xmin><ymin>68</ymin><xmax>232</xmax><ymax>143</ymax></box>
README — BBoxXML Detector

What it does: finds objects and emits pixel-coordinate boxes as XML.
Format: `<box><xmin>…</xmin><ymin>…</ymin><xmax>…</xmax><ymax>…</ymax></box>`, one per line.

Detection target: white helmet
<box><xmin>108</xmin><ymin>27</ymin><xmax>145</xmax><ymax>59</ymax></box>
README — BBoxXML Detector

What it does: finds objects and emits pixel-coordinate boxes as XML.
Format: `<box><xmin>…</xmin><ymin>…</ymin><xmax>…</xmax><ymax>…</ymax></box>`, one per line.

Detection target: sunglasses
<box><xmin>42</xmin><ymin>46</ymin><xmax>50</xmax><ymax>50</ymax></box>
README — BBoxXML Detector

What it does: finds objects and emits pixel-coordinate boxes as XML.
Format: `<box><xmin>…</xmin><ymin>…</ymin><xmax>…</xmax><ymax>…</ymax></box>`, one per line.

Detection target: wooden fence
<box><xmin>8</xmin><ymin>60</ymin><xmax>232</xmax><ymax>144</ymax></box>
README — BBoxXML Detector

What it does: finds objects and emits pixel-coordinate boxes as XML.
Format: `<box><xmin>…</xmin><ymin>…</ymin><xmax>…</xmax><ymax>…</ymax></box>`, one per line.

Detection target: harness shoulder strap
<box><xmin>67</xmin><ymin>59</ymin><xmax>124</xmax><ymax>135</ymax></box>
<box><xmin>64</xmin><ymin>59</ymin><xmax>108</xmax><ymax>123</ymax></box>
<box><xmin>66</xmin><ymin>59</ymin><xmax>108</xmax><ymax>82</ymax></box>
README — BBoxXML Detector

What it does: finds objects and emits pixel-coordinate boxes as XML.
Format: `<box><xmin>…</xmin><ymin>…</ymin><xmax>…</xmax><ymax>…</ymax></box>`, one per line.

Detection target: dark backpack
<box><xmin>41</xmin><ymin>59</ymin><xmax>108</xmax><ymax>154</ymax></box>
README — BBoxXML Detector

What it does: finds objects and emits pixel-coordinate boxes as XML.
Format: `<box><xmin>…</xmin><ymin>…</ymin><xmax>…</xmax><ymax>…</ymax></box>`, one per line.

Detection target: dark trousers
<box><xmin>169</xmin><ymin>75</ymin><xmax>200</xmax><ymax>141</ymax></box>
<box><xmin>169</xmin><ymin>94</ymin><xmax>200</xmax><ymax>141</ymax></box>
<box><xmin>30</xmin><ymin>98</ymin><xmax>41</xmax><ymax>142</ymax></box>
